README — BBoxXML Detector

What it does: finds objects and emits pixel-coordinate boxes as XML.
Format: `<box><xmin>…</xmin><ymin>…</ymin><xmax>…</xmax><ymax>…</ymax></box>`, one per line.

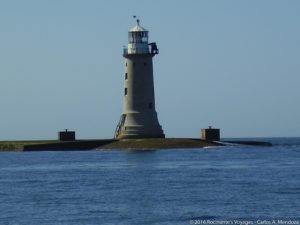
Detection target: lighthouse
<box><xmin>114</xmin><ymin>19</ymin><xmax>165</xmax><ymax>139</ymax></box>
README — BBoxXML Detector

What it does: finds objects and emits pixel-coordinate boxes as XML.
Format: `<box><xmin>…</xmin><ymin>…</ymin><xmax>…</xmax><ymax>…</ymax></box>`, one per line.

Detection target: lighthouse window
<box><xmin>125</xmin><ymin>88</ymin><xmax>127</xmax><ymax>95</ymax></box>
<box><xmin>125</xmin><ymin>73</ymin><xmax>128</xmax><ymax>80</ymax></box>
<box><xmin>129</xmin><ymin>33</ymin><xmax>134</xmax><ymax>43</ymax></box>
<box><xmin>148</xmin><ymin>102</ymin><xmax>153</xmax><ymax>109</ymax></box>
<box><xmin>144</xmin><ymin>62</ymin><xmax>147</xmax><ymax>66</ymax></box>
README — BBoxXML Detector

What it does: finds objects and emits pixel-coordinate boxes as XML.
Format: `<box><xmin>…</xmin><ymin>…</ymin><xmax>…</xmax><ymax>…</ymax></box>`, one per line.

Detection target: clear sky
<box><xmin>1</xmin><ymin>0</ymin><xmax>299</xmax><ymax>140</ymax></box>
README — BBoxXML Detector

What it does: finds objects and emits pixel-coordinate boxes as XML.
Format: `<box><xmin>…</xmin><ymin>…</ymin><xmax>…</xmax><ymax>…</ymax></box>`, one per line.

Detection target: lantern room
<box><xmin>126</xmin><ymin>19</ymin><xmax>150</xmax><ymax>54</ymax></box>
<box><xmin>128</xmin><ymin>19</ymin><xmax>148</xmax><ymax>44</ymax></box>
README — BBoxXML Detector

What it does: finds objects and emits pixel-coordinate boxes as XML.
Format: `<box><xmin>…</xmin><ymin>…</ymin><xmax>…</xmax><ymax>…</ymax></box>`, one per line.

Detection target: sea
<box><xmin>0</xmin><ymin>137</ymin><xmax>299</xmax><ymax>225</ymax></box>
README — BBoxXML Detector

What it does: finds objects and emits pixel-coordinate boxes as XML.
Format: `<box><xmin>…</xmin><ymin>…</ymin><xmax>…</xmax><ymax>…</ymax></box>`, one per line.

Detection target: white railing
<box><xmin>123</xmin><ymin>47</ymin><xmax>149</xmax><ymax>55</ymax></box>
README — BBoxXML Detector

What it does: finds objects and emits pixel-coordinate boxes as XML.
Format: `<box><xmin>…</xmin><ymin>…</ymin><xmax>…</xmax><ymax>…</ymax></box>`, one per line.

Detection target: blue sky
<box><xmin>0</xmin><ymin>0</ymin><xmax>299</xmax><ymax>140</ymax></box>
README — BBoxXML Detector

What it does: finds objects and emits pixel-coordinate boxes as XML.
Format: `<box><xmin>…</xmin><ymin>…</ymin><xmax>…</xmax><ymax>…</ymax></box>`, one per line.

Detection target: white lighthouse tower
<box><xmin>115</xmin><ymin>19</ymin><xmax>165</xmax><ymax>139</ymax></box>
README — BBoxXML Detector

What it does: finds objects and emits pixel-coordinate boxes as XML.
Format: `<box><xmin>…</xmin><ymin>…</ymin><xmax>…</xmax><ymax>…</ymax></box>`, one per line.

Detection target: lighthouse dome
<box><xmin>129</xmin><ymin>24</ymin><xmax>148</xmax><ymax>32</ymax></box>
<box><xmin>129</xmin><ymin>19</ymin><xmax>148</xmax><ymax>32</ymax></box>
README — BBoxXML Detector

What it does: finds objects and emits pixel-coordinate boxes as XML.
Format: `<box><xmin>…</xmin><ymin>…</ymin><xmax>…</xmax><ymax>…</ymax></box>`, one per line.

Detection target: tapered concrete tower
<box><xmin>115</xmin><ymin>19</ymin><xmax>165</xmax><ymax>139</ymax></box>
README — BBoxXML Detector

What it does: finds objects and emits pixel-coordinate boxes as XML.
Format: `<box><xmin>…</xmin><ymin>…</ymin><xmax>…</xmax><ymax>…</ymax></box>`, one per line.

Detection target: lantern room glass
<box><xmin>129</xmin><ymin>31</ymin><xmax>148</xmax><ymax>44</ymax></box>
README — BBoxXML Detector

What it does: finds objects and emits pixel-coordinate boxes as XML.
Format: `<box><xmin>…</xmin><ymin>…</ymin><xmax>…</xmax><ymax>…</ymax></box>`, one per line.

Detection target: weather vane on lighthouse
<box><xmin>133</xmin><ymin>15</ymin><xmax>140</xmax><ymax>25</ymax></box>
<box><xmin>114</xmin><ymin>18</ymin><xmax>164</xmax><ymax>139</ymax></box>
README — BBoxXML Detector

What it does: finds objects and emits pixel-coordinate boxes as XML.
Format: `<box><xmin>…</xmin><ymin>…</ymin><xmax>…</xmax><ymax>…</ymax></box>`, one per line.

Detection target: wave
<box><xmin>269</xmin><ymin>137</ymin><xmax>300</xmax><ymax>147</ymax></box>
<box><xmin>223</xmin><ymin>137</ymin><xmax>300</xmax><ymax>147</ymax></box>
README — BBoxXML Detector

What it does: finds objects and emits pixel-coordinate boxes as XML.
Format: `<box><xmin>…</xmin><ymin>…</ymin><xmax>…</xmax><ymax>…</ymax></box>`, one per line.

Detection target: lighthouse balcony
<box><xmin>123</xmin><ymin>47</ymin><xmax>149</xmax><ymax>55</ymax></box>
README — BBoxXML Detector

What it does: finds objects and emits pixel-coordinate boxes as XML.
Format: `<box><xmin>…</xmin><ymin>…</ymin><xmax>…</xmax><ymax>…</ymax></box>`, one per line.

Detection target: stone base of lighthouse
<box><xmin>115</xmin><ymin>112</ymin><xmax>165</xmax><ymax>139</ymax></box>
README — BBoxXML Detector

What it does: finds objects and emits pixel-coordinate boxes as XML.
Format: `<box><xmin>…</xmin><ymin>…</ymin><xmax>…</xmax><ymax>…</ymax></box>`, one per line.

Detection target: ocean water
<box><xmin>0</xmin><ymin>138</ymin><xmax>299</xmax><ymax>225</ymax></box>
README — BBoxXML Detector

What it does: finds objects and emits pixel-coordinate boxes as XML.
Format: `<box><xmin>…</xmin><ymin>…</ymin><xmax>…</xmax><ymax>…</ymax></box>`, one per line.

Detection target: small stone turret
<box><xmin>201</xmin><ymin>126</ymin><xmax>220</xmax><ymax>141</ymax></box>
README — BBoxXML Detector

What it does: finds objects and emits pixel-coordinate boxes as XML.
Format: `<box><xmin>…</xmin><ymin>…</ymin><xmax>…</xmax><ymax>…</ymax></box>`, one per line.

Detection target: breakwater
<box><xmin>0</xmin><ymin>138</ymin><xmax>272</xmax><ymax>151</ymax></box>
